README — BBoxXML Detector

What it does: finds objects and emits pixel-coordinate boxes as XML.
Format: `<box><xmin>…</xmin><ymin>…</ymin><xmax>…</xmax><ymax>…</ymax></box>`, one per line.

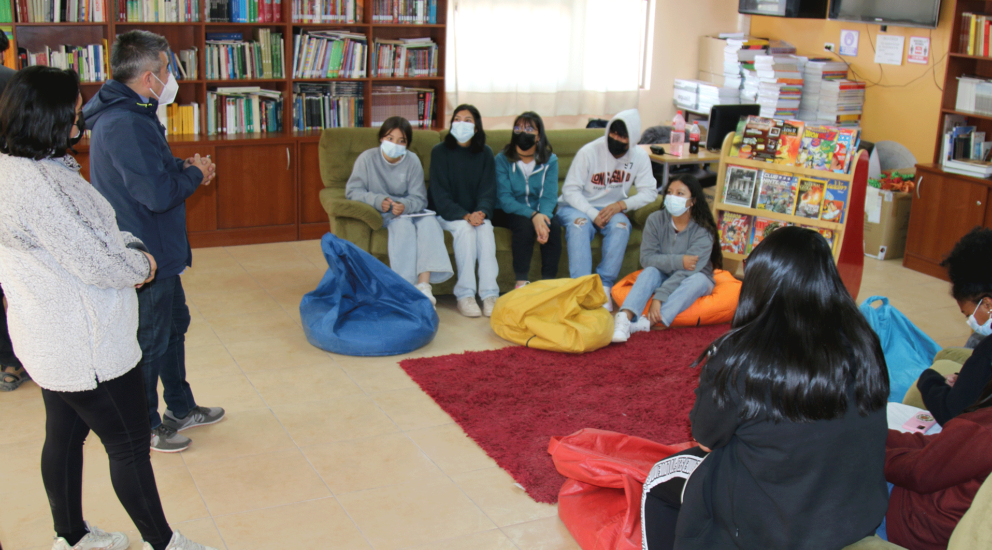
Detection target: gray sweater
<box><xmin>0</xmin><ymin>154</ymin><xmax>151</xmax><ymax>391</ymax></box>
<box><xmin>345</xmin><ymin>148</ymin><xmax>427</xmax><ymax>222</ymax></box>
<box><xmin>639</xmin><ymin>210</ymin><xmax>715</xmax><ymax>302</ymax></box>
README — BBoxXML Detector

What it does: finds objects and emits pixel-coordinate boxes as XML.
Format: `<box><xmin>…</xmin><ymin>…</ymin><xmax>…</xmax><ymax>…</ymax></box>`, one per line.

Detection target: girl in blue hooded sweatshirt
<box><xmin>492</xmin><ymin>112</ymin><xmax>562</xmax><ymax>289</ymax></box>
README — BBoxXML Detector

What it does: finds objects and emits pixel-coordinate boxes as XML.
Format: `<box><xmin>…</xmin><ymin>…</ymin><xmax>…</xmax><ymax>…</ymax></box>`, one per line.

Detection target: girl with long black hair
<box><xmin>612</xmin><ymin>175</ymin><xmax>721</xmax><ymax>342</ymax></box>
<box><xmin>642</xmin><ymin>226</ymin><xmax>890</xmax><ymax>550</ymax></box>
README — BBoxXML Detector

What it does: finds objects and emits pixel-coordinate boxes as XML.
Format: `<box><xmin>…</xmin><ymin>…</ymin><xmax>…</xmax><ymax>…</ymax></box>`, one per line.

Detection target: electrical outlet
<box><xmin>824</xmin><ymin>42</ymin><xmax>836</xmax><ymax>52</ymax></box>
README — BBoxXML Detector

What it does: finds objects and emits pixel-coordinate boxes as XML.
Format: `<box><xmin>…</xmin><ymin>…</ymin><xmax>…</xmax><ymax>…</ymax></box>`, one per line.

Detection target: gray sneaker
<box><xmin>51</xmin><ymin>522</ymin><xmax>129</xmax><ymax>550</ymax></box>
<box><xmin>150</xmin><ymin>424</ymin><xmax>191</xmax><ymax>453</ymax></box>
<box><xmin>143</xmin><ymin>530</ymin><xmax>217</xmax><ymax>550</ymax></box>
<box><xmin>162</xmin><ymin>406</ymin><xmax>225</xmax><ymax>432</ymax></box>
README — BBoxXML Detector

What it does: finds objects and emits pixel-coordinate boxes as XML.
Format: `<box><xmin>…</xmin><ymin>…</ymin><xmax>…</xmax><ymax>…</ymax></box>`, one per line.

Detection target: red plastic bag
<box><xmin>548</xmin><ymin>429</ymin><xmax>695</xmax><ymax>550</ymax></box>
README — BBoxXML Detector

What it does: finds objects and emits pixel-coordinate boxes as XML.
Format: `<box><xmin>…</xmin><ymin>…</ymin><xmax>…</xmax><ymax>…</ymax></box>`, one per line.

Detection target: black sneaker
<box><xmin>150</xmin><ymin>424</ymin><xmax>191</xmax><ymax>453</ymax></box>
<box><xmin>162</xmin><ymin>406</ymin><xmax>226</xmax><ymax>432</ymax></box>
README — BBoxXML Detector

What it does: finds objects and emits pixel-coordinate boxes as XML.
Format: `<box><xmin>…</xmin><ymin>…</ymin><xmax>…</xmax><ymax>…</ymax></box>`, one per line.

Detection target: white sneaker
<box><xmin>144</xmin><ymin>530</ymin><xmax>218</xmax><ymax>550</ymax></box>
<box><xmin>415</xmin><ymin>282</ymin><xmax>436</xmax><ymax>306</ymax></box>
<box><xmin>514</xmin><ymin>281</ymin><xmax>529</xmax><ymax>289</ymax></box>
<box><xmin>630</xmin><ymin>316</ymin><xmax>651</xmax><ymax>334</ymax></box>
<box><xmin>482</xmin><ymin>296</ymin><xmax>498</xmax><ymax>317</ymax></box>
<box><xmin>457</xmin><ymin>297</ymin><xmax>482</xmax><ymax>317</ymax></box>
<box><xmin>612</xmin><ymin>312</ymin><xmax>631</xmax><ymax>343</ymax></box>
<box><xmin>603</xmin><ymin>285</ymin><xmax>613</xmax><ymax>312</ymax></box>
<box><xmin>52</xmin><ymin>523</ymin><xmax>128</xmax><ymax>550</ymax></box>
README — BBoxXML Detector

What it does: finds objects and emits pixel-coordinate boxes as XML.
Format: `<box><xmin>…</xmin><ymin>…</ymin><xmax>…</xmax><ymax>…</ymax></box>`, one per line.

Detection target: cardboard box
<box><xmin>863</xmin><ymin>188</ymin><xmax>913</xmax><ymax>260</ymax></box>
<box><xmin>698</xmin><ymin>70</ymin><xmax>728</xmax><ymax>87</ymax></box>
<box><xmin>698</xmin><ymin>35</ymin><xmax>726</xmax><ymax>75</ymax></box>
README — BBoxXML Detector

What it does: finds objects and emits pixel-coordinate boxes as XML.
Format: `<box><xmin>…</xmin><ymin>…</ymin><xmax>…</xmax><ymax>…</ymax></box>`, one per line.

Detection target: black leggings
<box><xmin>41</xmin><ymin>367</ymin><xmax>173</xmax><ymax>550</ymax></box>
<box><xmin>642</xmin><ymin>446</ymin><xmax>709</xmax><ymax>550</ymax></box>
<box><xmin>492</xmin><ymin>209</ymin><xmax>563</xmax><ymax>281</ymax></box>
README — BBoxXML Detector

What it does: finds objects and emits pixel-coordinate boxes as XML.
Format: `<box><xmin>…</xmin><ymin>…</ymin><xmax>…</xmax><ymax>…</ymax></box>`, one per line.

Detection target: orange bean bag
<box><xmin>611</xmin><ymin>269</ymin><xmax>741</xmax><ymax>328</ymax></box>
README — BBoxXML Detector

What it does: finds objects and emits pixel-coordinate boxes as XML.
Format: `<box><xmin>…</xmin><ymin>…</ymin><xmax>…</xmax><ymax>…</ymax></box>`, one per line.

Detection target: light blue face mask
<box><xmin>664</xmin><ymin>195</ymin><xmax>690</xmax><ymax>217</ymax></box>
<box><xmin>450</xmin><ymin>121</ymin><xmax>476</xmax><ymax>144</ymax></box>
<box><xmin>967</xmin><ymin>299</ymin><xmax>992</xmax><ymax>336</ymax></box>
<box><xmin>380</xmin><ymin>139</ymin><xmax>407</xmax><ymax>159</ymax></box>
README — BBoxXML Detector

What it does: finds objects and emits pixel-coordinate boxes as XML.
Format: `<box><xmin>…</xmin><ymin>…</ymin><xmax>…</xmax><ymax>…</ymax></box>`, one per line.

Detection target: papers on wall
<box><xmin>874</xmin><ymin>35</ymin><xmax>906</xmax><ymax>65</ymax></box>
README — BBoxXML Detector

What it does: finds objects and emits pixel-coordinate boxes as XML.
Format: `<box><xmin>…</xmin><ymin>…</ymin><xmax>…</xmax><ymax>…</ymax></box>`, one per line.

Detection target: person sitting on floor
<box><xmin>345</xmin><ymin>115</ymin><xmax>453</xmax><ymax>307</ymax></box>
<box><xmin>612</xmin><ymin>175</ymin><xmax>720</xmax><ymax>343</ymax></box>
<box><xmin>880</xmin><ymin>377</ymin><xmax>992</xmax><ymax>550</ymax></box>
<box><xmin>555</xmin><ymin>109</ymin><xmax>657</xmax><ymax>311</ymax></box>
<box><xmin>642</xmin><ymin>226</ymin><xmax>890</xmax><ymax>550</ymax></box>
<box><xmin>917</xmin><ymin>227</ymin><xmax>992</xmax><ymax>425</ymax></box>
<box><xmin>492</xmin><ymin>111</ymin><xmax>562</xmax><ymax>289</ymax></box>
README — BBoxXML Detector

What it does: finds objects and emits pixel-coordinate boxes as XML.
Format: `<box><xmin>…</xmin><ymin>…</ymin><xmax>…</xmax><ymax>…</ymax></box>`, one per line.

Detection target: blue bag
<box><xmin>859</xmin><ymin>296</ymin><xmax>943</xmax><ymax>402</ymax></box>
<box><xmin>301</xmin><ymin>233</ymin><xmax>439</xmax><ymax>356</ymax></box>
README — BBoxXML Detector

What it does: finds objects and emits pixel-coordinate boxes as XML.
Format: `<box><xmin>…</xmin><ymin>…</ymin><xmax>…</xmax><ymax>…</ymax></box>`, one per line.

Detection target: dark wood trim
<box><xmin>189</xmin><ymin>226</ymin><xmax>298</xmax><ymax>248</ymax></box>
<box><xmin>902</xmin><ymin>253</ymin><xmax>950</xmax><ymax>282</ymax></box>
<box><xmin>300</xmin><ymin>223</ymin><xmax>331</xmax><ymax>241</ymax></box>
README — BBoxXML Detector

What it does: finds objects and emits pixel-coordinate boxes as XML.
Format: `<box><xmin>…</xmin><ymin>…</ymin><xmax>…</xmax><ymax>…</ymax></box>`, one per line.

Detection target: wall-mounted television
<box><xmin>829</xmin><ymin>0</ymin><xmax>941</xmax><ymax>29</ymax></box>
<box><xmin>739</xmin><ymin>0</ymin><xmax>827</xmax><ymax>19</ymax></box>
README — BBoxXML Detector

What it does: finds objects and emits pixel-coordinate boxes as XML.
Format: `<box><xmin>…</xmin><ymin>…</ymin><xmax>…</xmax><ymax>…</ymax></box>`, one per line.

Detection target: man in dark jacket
<box><xmin>84</xmin><ymin>30</ymin><xmax>222</xmax><ymax>453</ymax></box>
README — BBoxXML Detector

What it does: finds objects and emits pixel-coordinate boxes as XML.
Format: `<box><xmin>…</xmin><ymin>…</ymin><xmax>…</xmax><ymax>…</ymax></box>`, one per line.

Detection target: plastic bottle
<box><xmin>670</xmin><ymin>110</ymin><xmax>686</xmax><ymax>157</ymax></box>
<box><xmin>688</xmin><ymin>122</ymin><xmax>701</xmax><ymax>154</ymax></box>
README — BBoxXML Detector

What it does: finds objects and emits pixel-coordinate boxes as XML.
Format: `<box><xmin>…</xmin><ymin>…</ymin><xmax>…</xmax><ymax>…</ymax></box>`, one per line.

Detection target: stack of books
<box><xmin>157</xmin><ymin>103</ymin><xmax>200</xmax><ymax>135</ymax></box>
<box><xmin>15</xmin><ymin>0</ymin><xmax>106</xmax><ymax>21</ymax></box>
<box><xmin>371</xmin><ymin>85</ymin><xmax>435</xmax><ymax>128</ymax></box>
<box><xmin>798</xmin><ymin>58</ymin><xmax>849</xmax><ymax>121</ymax></box>
<box><xmin>293</xmin><ymin>82</ymin><xmax>364</xmax><ymax>130</ymax></box>
<box><xmin>722</xmin><ymin>36</ymin><xmax>766</xmax><ymax>92</ymax></box>
<box><xmin>292</xmin><ymin>0</ymin><xmax>361</xmax><ymax>23</ymax></box>
<box><xmin>206</xmin><ymin>86</ymin><xmax>283</xmax><ymax>134</ymax></box>
<box><xmin>205</xmin><ymin>30</ymin><xmax>285</xmax><ymax>80</ymax></box>
<box><xmin>673</xmin><ymin>78</ymin><xmax>699</xmax><ymax>111</ymax></box>
<box><xmin>23</xmin><ymin>43</ymin><xmax>108</xmax><ymax>82</ymax></box>
<box><xmin>740</xmin><ymin>67</ymin><xmax>759</xmax><ymax>103</ymax></box>
<box><xmin>120</xmin><ymin>0</ymin><xmax>201</xmax><ymax>22</ymax></box>
<box><xmin>372</xmin><ymin>0</ymin><xmax>438</xmax><ymax>23</ymax></box>
<box><xmin>816</xmin><ymin>80</ymin><xmax>865</xmax><ymax>126</ymax></box>
<box><xmin>167</xmin><ymin>47</ymin><xmax>198</xmax><ymax>80</ymax></box>
<box><xmin>754</xmin><ymin>54</ymin><xmax>803</xmax><ymax>119</ymax></box>
<box><xmin>292</xmin><ymin>30</ymin><xmax>367</xmax><ymax>79</ymax></box>
<box><xmin>697</xmin><ymin>81</ymin><xmax>739</xmax><ymax>112</ymax></box>
<box><xmin>939</xmin><ymin>116</ymin><xmax>992</xmax><ymax>177</ymax></box>
<box><xmin>371</xmin><ymin>37</ymin><xmax>438</xmax><ymax>78</ymax></box>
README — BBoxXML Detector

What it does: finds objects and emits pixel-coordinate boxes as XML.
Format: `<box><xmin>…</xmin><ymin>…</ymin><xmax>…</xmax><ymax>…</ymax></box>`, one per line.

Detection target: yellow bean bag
<box><xmin>611</xmin><ymin>269</ymin><xmax>741</xmax><ymax>328</ymax></box>
<box><xmin>490</xmin><ymin>274</ymin><xmax>614</xmax><ymax>353</ymax></box>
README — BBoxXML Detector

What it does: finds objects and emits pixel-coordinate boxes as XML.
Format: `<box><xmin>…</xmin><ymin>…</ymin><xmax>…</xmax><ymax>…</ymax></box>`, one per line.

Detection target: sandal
<box><xmin>0</xmin><ymin>364</ymin><xmax>30</xmax><ymax>391</ymax></box>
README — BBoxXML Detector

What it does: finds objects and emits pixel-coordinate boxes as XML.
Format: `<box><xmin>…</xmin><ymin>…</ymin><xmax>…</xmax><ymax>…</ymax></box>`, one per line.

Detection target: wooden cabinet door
<box><xmin>173</xmin><ymin>145</ymin><xmax>217</xmax><ymax>233</ymax></box>
<box><xmin>215</xmin><ymin>143</ymin><xmax>297</xmax><ymax>229</ymax></box>
<box><xmin>906</xmin><ymin>170</ymin><xmax>988</xmax><ymax>264</ymax></box>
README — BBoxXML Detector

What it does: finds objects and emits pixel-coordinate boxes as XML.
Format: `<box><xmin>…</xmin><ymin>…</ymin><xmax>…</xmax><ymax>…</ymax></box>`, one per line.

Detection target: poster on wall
<box><xmin>907</xmin><ymin>36</ymin><xmax>930</xmax><ymax>64</ymax></box>
<box><xmin>839</xmin><ymin>30</ymin><xmax>859</xmax><ymax>56</ymax></box>
<box><xmin>874</xmin><ymin>35</ymin><xmax>905</xmax><ymax>65</ymax></box>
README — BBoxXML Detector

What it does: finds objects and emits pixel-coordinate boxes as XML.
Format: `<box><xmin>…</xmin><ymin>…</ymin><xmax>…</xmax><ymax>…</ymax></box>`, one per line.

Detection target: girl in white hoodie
<box><xmin>556</xmin><ymin>109</ymin><xmax>657</xmax><ymax>310</ymax></box>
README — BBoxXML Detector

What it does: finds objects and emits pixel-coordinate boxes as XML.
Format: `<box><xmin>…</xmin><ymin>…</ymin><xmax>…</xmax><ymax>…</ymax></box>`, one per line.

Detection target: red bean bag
<box><xmin>611</xmin><ymin>269</ymin><xmax>741</xmax><ymax>328</ymax></box>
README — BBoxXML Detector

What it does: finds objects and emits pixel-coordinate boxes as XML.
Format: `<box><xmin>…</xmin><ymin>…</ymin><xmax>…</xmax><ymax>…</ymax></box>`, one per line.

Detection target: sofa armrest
<box><xmin>630</xmin><ymin>196</ymin><xmax>664</xmax><ymax>228</ymax></box>
<box><xmin>842</xmin><ymin>536</ymin><xmax>906</xmax><ymax>550</ymax></box>
<box><xmin>320</xmin><ymin>191</ymin><xmax>384</xmax><ymax>232</ymax></box>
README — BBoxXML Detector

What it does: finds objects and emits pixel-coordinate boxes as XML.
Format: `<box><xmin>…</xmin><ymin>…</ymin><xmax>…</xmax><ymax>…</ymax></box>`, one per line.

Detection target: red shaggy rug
<box><xmin>399</xmin><ymin>324</ymin><xmax>730</xmax><ymax>504</ymax></box>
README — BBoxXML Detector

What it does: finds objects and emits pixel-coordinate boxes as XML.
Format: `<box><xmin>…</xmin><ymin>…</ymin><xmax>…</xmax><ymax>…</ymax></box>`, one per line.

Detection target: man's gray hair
<box><xmin>111</xmin><ymin>30</ymin><xmax>170</xmax><ymax>84</ymax></box>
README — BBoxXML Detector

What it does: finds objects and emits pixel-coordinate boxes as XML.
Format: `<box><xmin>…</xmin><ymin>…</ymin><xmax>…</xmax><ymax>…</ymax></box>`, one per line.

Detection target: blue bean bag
<box><xmin>301</xmin><ymin>233</ymin><xmax>439</xmax><ymax>356</ymax></box>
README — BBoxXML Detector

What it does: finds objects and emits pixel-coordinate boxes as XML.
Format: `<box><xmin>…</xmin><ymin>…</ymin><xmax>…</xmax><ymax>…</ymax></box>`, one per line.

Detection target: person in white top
<box><xmin>556</xmin><ymin>109</ymin><xmax>657</xmax><ymax>309</ymax></box>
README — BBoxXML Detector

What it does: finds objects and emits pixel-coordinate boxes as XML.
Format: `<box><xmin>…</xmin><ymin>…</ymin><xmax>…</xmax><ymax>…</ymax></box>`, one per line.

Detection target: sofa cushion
<box><xmin>319</xmin><ymin>128</ymin><xmax>441</xmax><ymax>190</ymax></box>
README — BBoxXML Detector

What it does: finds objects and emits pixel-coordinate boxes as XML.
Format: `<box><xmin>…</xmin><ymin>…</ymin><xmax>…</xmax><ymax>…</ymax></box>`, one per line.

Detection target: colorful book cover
<box><xmin>773</xmin><ymin>119</ymin><xmax>805</xmax><ymax>166</ymax></box>
<box><xmin>819</xmin><ymin>179</ymin><xmax>849</xmax><ymax>224</ymax></box>
<box><xmin>797</xmin><ymin>125</ymin><xmax>839</xmax><ymax>171</ymax></box>
<box><xmin>728</xmin><ymin>115</ymin><xmax>749</xmax><ymax>157</ymax></box>
<box><xmin>749</xmin><ymin>217</ymin><xmax>791</xmax><ymax>254</ymax></box>
<box><xmin>804</xmin><ymin>225</ymin><xmax>835</xmax><ymax>251</ymax></box>
<box><xmin>737</xmin><ymin>116</ymin><xmax>781</xmax><ymax>163</ymax></box>
<box><xmin>722</xmin><ymin>165</ymin><xmax>759</xmax><ymax>208</ymax></box>
<box><xmin>796</xmin><ymin>177</ymin><xmax>826</xmax><ymax>219</ymax></box>
<box><xmin>718</xmin><ymin>211</ymin><xmax>751</xmax><ymax>255</ymax></box>
<box><xmin>832</xmin><ymin>127</ymin><xmax>861</xmax><ymax>173</ymax></box>
<box><xmin>755</xmin><ymin>170</ymin><xmax>799</xmax><ymax>215</ymax></box>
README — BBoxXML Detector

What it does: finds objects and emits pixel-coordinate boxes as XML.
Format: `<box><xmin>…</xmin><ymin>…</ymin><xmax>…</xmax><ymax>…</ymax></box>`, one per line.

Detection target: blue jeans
<box><xmin>136</xmin><ymin>275</ymin><xmax>196</xmax><ymax>429</ymax></box>
<box><xmin>555</xmin><ymin>205</ymin><xmax>630</xmax><ymax>288</ymax></box>
<box><xmin>619</xmin><ymin>267</ymin><xmax>715</xmax><ymax>327</ymax></box>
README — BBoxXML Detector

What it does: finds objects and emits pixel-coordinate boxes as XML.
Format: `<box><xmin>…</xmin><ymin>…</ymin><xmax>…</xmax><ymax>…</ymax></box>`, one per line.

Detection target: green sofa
<box><xmin>318</xmin><ymin>127</ymin><xmax>664</xmax><ymax>295</ymax></box>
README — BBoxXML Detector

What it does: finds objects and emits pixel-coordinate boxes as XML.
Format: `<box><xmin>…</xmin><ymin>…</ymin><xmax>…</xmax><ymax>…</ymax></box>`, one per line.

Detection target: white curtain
<box><xmin>446</xmin><ymin>0</ymin><xmax>644</xmax><ymax>118</ymax></box>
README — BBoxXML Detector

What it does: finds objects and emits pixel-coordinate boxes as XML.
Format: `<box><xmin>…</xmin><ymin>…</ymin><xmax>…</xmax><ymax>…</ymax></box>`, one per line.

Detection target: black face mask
<box><xmin>607</xmin><ymin>137</ymin><xmax>628</xmax><ymax>157</ymax></box>
<box><xmin>515</xmin><ymin>132</ymin><xmax>537</xmax><ymax>151</ymax></box>
<box><xmin>68</xmin><ymin>115</ymin><xmax>85</xmax><ymax>147</ymax></box>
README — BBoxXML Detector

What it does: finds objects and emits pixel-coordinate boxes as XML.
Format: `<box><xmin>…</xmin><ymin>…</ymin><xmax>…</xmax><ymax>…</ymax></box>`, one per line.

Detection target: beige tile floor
<box><xmin>0</xmin><ymin>241</ymin><xmax>971</xmax><ymax>550</ymax></box>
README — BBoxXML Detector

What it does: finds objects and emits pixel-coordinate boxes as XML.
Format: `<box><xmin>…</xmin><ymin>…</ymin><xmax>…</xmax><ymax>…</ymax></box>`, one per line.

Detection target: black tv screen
<box><xmin>830</xmin><ymin>0</ymin><xmax>941</xmax><ymax>28</ymax></box>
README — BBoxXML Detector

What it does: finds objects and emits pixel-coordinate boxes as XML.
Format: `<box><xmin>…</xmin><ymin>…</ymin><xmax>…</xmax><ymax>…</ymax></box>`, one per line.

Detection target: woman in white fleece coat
<box><xmin>0</xmin><ymin>67</ymin><xmax>215</xmax><ymax>550</ymax></box>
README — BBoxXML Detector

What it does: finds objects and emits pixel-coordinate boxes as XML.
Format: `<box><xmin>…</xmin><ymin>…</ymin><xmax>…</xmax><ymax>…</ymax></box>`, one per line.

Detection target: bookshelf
<box><xmin>2</xmin><ymin>0</ymin><xmax>448</xmax><ymax>245</ymax></box>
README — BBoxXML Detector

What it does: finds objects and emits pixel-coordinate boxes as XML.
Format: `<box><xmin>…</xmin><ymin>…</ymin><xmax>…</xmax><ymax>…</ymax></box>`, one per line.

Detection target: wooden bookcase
<box><xmin>712</xmin><ymin>131</ymin><xmax>859</xmax><ymax>272</ymax></box>
<box><xmin>2</xmin><ymin>0</ymin><xmax>448</xmax><ymax>246</ymax></box>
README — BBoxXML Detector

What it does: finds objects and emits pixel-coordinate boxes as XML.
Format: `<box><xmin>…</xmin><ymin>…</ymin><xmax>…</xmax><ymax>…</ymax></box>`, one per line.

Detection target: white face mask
<box><xmin>380</xmin><ymin>140</ymin><xmax>407</xmax><ymax>160</ymax></box>
<box><xmin>967</xmin><ymin>299</ymin><xmax>992</xmax><ymax>336</ymax></box>
<box><xmin>665</xmin><ymin>195</ymin><xmax>690</xmax><ymax>217</ymax></box>
<box><xmin>450</xmin><ymin>121</ymin><xmax>476</xmax><ymax>144</ymax></box>
<box><xmin>151</xmin><ymin>72</ymin><xmax>178</xmax><ymax>105</ymax></box>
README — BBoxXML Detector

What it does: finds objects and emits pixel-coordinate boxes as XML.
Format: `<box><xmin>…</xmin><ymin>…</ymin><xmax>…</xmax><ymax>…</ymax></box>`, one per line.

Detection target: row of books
<box><xmin>23</xmin><ymin>43</ymin><xmax>108</xmax><ymax>82</ymax></box>
<box><xmin>730</xmin><ymin>116</ymin><xmax>861</xmax><ymax>174</ymax></box>
<box><xmin>156</xmin><ymin>102</ymin><xmax>200</xmax><ymax>135</ymax></box>
<box><xmin>291</xmin><ymin>0</ymin><xmax>361</xmax><ymax>23</ymax></box>
<box><xmin>955</xmin><ymin>75</ymin><xmax>992</xmax><ymax>115</ymax></box>
<box><xmin>798</xmin><ymin>59</ymin><xmax>861</xmax><ymax>126</ymax></box>
<box><xmin>223</xmin><ymin>0</ymin><xmax>281</xmax><ymax>22</ymax></box>
<box><xmin>960</xmin><ymin>12</ymin><xmax>992</xmax><ymax>57</ymax></box>
<box><xmin>939</xmin><ymin>116</ymin><xmax>992</xmax><ymax>177</ymax></box>
<box><xmin>370</xmin><ymin>84</ymin><xmax>434</xmax><ymax>127</ymax></box>
<box><xmin>371</xmin><ymin>0</ymin><xmax>438</xmax><ymax>24</ymax></box>
<box><xmin>369</xmin><ymin>37</ymin><xmax>436</xmax><ymax>78</ymax></box>
<box><xmin>167</xmin><ymin>47</ymin><xmax>198</xmax><ymax>80</ymax></box>
<box><xmin>292</xmin><ymin>82</ymin><xmax>364</xmax><ymax>129</ymax></box>
<box><xmin>718</xmin><ymin>211</ymin><xmax>834</xmax><ymax>256</ymax></box>
<box><xmin>0</xmin><ymin>0</ymin><xmax>12</xmax><ymax>21</ymax></box>
<box><xmin>292</xmin><ymin>30</ymin><xmax>366</xmax><ymax>79</ymax></box>
<box><xmin>206</xmin><ymin>86</ymin><xmax>283</xmax><ymax>134</ymax></box>
<box><xmin>722</xmin><ymin>165</ymin><xmax>849</xmax><ymax>223</ymax></box>
<box><xmin>205</xmin><ymin>30</ymin><xmax>286</xmax><ymax>80</ymax></box>
<box><xmin>15</xmin><ymin>0</ymin><xmax>106</xmax><ymax>21</ymax></box>
<box><xmin>120</xmin><ymin>0</ymin><xmax>200</xmax><ymax>21</ymax></box>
